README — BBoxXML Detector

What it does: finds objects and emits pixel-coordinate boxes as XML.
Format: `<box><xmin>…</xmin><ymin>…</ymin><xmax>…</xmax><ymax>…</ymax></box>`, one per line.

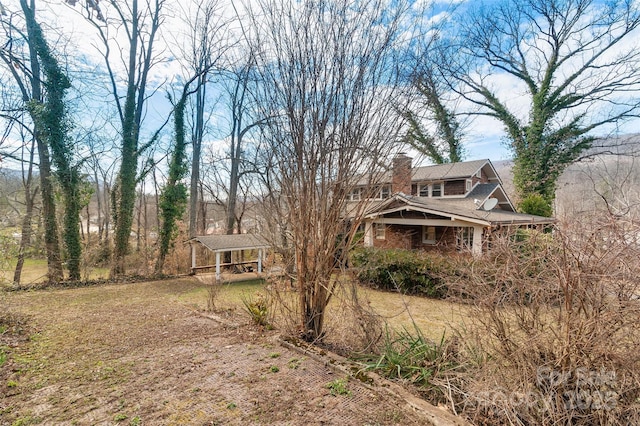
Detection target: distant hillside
<box><xmin>489</xmin><ymin>134</ymin><xmax>640</xmax><ymax>218</ymax></box>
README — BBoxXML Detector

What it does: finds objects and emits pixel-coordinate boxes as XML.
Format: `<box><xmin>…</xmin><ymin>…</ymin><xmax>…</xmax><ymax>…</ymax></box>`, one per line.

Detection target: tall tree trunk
<box><xmin>189</xmin><ymin>77</ymin><xmax>206</xmax><ymax>238</ymax></box>
<box><xmin>156</xmin><ymin>93</ymin><xmax>189</xmax><ymax>274</ymax></box>
<box><xmin>13</xmin><ymin>140</ymin><xmax>38</xmax><ymax>285</ymax></box>
<box><xmin>21</xmin><ymin>0</ymin><xmax>63</xmax><ymax>282</ymax></box>
<box><xmin>111</xmin><ymin>0</ymin><xmax>141</xmax><ymax>277</ymax></box>
<box><xmin>198</xmin><ymin>184</ymin><xmax>207</xmax><ymax>234</ymax></box>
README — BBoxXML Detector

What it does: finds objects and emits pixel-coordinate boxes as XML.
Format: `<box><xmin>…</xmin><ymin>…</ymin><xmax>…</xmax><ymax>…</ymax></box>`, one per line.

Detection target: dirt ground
<box><xmin>0</xmin><ymin>278</ymin><xmax>452</xmax><ymax>425</ymax></box>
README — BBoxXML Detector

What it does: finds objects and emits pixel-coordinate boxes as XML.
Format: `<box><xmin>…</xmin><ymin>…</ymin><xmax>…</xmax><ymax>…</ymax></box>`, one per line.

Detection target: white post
<box><xmin>191</xmin><ymin>243</ymin><xmax>196</xmax><ymax>272</ymax></box>
<box><xmin>257</xmin><ymin>249</ymin><xmax>263</xmax><ymax>274</ymax></box>
<box><xmin>472</xmin><ymin>226</ymin><xmax>483</xmax><ymax>256</ymax></box>
<box><xmin>215</xmin><ymin>251</ymin><xmax>221</xmax><ymax>281</ymax></box>
<box><xmin>364</xmin><ymin>221</ymin><xmax>373</xmax><ymax>247</ymax></box>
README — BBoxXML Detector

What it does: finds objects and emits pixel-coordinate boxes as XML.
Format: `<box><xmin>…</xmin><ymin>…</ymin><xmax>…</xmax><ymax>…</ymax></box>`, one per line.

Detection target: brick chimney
<box><xmin>392</xmin><ymin>154</ymin><xmax>412</xmax><ymax>194</ymax></box>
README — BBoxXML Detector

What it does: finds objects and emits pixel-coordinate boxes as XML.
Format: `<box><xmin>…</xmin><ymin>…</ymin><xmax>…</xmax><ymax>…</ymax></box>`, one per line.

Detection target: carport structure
<box><xmin>188</xmin><ymin>234</ymin><xmax>271</xmax><ymax>280</ymax></box>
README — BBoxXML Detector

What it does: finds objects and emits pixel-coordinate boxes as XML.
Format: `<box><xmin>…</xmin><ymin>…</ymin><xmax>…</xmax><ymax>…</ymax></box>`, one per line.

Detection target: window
<box><xmin>418</xmin><ymin>183</ymin><xmax>443</xmax><ymax>197</ymax></box>
<box><xmin>466</xmin><ymin>179</ymin><xmax>472</xmax><ymax>192</ymax></box>
<box><xmin>349</xmin><ymin>188</ymin><xmax>362</xmax><ymax>201</ymax></box>
<box><xmin>375</xmin><ymin>223</ymin><xmax>386</xmax><ymax>240</ymax></box>
<box><xmin>422</xmin><ymin>226</ymin><xmax>436</xmax><ymax>244</ymax></box>
<box><xmin>432</xmin><ymin>183</ymin><xmax>443</xmax><ymax>197</ymax></box>
<box><xmin>375</xmin><ymin>185</ymin><xmax>391</xmax><ymax>200</ymax></box>
<box><xmin>456</xmin><ymin>227</ymin><xmax>473</xmax><ymax>250</ymax></box>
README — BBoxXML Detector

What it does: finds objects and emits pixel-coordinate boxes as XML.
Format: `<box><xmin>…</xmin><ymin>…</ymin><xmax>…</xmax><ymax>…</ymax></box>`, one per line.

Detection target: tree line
<box><xmin>1</xmin><ymin>0</ymin><xmax>639</xmax><ymax>340</ymax></box>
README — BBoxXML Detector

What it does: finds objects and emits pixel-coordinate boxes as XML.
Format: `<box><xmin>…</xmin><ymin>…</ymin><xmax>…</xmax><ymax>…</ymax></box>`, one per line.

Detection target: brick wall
<box><xmin>392</xmin><ymin>154</ymin><xmax>412</xmax><ymax>194</ymax></box>
<box><xmin>373</xmin><ymin>224</ymin><xmax>458</xmax><ymax>252</ymax></box>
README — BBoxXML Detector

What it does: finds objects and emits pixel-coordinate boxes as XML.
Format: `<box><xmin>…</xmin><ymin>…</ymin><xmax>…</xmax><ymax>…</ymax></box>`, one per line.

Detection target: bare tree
<box><xmin>10</xmin><ymin>122</ymin><xmax>39</xmax><ymax>285</ymax></box>
<box><xmin>172</xmin><ymin>0</ymin><xmax>228</xmax><ymax>239</ymax></box>
<box><xmin>248</xmin><ymin>0</ymin><xmax>409</xmax><ymax>341</ymax></box>
<box><xmin>0</xmin><ymin>0</ymin><xmax>63</xmax><ymax>282</ymax></box>
<box><xmin>66</xmin><ymin>0</ymin><xmax>167</xmax><ymax>277</ymax></box>
<box><xmin>449</xmin><ymin>0</ymin><xmax>640</xmax><ymax>213</ymax></box>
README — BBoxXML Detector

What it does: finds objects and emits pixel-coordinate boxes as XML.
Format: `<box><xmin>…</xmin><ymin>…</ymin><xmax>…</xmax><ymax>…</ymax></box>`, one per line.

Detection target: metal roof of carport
<box><xmin>189</xmin><ymin>234</ymin><xmax>271</xmax><ymax>252</ymax></box>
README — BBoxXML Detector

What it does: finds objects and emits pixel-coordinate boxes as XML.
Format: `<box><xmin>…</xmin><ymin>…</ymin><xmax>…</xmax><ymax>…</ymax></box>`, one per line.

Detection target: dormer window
<box><xmin>417</xmin><ymin>183</ymin><xmax>444</xmax><ymax>197</ymax></box>
<box><xmin>432</xmin><ymin>183</ymin><xmax>443</xmax><ymax>197</ymax></box>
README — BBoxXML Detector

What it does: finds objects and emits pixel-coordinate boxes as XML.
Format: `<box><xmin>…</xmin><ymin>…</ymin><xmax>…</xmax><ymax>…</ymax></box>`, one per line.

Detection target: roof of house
<box><xmin>355</xmin><ymin>158</ymin><xmax>501</xmax><ymax>187</ymax></box>
<box><xmin>365</xmin><ymin>193</ymin><xmax>554</xmax><ymax>226</ymax></box>
<box><xmin>411</xmin><ymin>159</ymin><xmax>494</xmax><ymax>181</ymax></box>
<box><xmin>189</xmin><ymin>234</ymin><xmax>270</xmax><ymax>252</ymax></box>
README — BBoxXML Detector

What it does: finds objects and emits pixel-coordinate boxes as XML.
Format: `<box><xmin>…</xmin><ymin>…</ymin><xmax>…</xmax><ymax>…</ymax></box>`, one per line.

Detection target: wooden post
<box><xmin>258</xmin><ymin>248</ymin><xmax>263</xmax><ymax>274</ymax></box>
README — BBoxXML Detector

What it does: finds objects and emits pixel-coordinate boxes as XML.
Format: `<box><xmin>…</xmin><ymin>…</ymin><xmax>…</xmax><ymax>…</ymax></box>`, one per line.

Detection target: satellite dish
<box><xmin>483</xmin><ymin>198</ymin><xmax>498</xmax><ymax>210</ymax></box>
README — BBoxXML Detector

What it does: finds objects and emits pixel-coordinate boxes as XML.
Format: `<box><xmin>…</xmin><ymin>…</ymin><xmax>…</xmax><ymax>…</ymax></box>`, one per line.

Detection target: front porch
<box><xmin>364</xmin><ymin>221</ymin><xmax>485</xmax><ymax>255</ymax></box>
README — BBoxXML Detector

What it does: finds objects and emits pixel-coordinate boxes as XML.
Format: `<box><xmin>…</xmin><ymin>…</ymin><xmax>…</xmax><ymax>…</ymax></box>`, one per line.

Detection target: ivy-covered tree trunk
<box><xmin>156</xmin><ymin>95</ymin><xmax>189</xmax><ymax>274</ymax></box>
<box><xmin>110</xmin><ymin>0</ymin><xmax>141</xmax><ymax>278</ymax></box>
<box><xmin>22</xmin><ymin>0</ymin><xmax>83</xmax><ymax>280</ymax></box>
<box><xmin>19</xmin><ymin>0</ymin><xmax>63</xmax><ymax>282</ymax></box>
<box><xmin>111</xmin><ymin>93</ymin><xmax>139</xmax><ymax>277</ymax></box>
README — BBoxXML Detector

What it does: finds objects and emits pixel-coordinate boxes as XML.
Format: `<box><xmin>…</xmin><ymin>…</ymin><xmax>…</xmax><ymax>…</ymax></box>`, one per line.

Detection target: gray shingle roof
<box><xmin>355</xmin><ymin>158</ymin><xmax>497</xmax><ymax>186</ymax></box>
<box><xmin>190</xmin><ymin>234</ymin><xmax>270</xmax><ymax>252</ymax></box>
<box><xmin>411</xmin><ymin>159</ymin><xmax>490</xmax><ymax>181</ymax></box>
<box><xmin>366</xmin><ymin>193</ymin><xmax>554</xmax><ymax>226</ymax></box>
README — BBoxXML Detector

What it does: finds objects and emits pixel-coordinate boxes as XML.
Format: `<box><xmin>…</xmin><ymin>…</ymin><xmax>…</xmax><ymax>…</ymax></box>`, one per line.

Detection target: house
<box><xmin>353</xmin><ymin>155</ymin><xmax>554</xmax><ymax>255</ymax></box>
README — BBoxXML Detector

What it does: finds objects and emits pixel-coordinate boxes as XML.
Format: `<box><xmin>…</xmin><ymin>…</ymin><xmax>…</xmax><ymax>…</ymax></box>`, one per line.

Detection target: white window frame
<box><xmin>432</xmin><ymin>182</ymin><xmax>443</xmax><ymax>197</ymax></box>
<box><xmin>418</xmin><ymin>184</ymin><xmax>429</xmax><ymax>197</ymax></box>
<box><xmin>422</xmin><ymin>226</ymin><xmax>436</xmax><ymax>244</ymax></box>
<box><xmin>349</xmin><ymin>187</ymin><xmax>362</xmax><ymax>201</ymax></box>
<box><xmin>456</xmin><ymin>227</ymin><xmax>473</xmax><ymax>250</ymax></box>
<box><xmin>375</xmin><ymin>185</ymin><xmax>391</xmax><ymax>200</ymax></box>
<box><xmin>466</xmin><ymin>179</ymin><xmax>472</xmax><ymax>192</ymax></box>
<box><xmin>375</xmin><ymin>223</ymin><xmax>386</xmax><ymax>240</ymax></box>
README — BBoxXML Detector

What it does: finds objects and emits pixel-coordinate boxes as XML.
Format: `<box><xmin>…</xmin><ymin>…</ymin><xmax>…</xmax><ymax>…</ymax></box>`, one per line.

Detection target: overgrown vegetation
<box><xmin>351</xmin><ymin>248</ymin><xmax>448</xmax><ymax>298</ymax></box>
<box><xmin>241</xmin><ymin>291</ymin><xmax>272</xmax><ymax>328</ymax></box>
<box><xmin>361</xmin><ymin>219</ymin><xmax>640</xmax><ymax>424</ymax></box>
<box><xmin>358</xmin><ymin>324</ymin><xmax>462</xmax><ymax>404</ymax></box>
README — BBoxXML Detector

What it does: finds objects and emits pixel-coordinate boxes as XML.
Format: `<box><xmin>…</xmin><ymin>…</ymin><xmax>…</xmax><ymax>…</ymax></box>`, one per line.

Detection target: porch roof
<box><xmin>364</xmin><ymin>193</ymin><xmax>555</xmax><ymax>226</ymax></box>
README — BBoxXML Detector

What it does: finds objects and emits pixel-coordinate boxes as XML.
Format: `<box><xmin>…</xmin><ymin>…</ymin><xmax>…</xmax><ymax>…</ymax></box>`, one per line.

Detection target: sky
<box><xmin>2</xmin><ymin>0</ymin><xmax>640</xmax><ymax>171</ymax></box>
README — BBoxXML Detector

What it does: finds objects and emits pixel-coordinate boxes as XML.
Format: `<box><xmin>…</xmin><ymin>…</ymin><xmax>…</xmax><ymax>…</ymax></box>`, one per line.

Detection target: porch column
<box><xmin>258</xmin><ymin>249</ymin><xmax>263</xmax><ymax>274</ymax></box>
<box><xmin>472</xmin><ymin>226</ymin><xmax>483</xmax><ymax>256</ymax></box>
<box><xmin>215</xmin><ymin>251</ymin><xmax>221</xmax><ymax>281</ymax></box>
<box><xmin>191</xmin><ymin>243</ymin><xmax>196</xmax><ymax>272</ymax></box>
<box><xmin>364</xmin><ymin>222</ymin><xmax>373</xmax><ymax>247</ymax></box>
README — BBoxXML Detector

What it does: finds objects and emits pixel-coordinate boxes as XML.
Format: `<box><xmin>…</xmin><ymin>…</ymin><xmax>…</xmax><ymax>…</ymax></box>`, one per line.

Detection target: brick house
<box><xmin>353</xmin><ymin>155</ymin><xmax>554</xmax><ymax>255</ymax></box>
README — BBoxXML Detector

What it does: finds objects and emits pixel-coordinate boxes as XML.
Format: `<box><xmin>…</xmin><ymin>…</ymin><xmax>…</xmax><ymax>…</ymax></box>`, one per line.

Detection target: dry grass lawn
<box><xmin>0</xmin><ymin>276</ymin><xmax>463</xmax><ymax>425</ymax></box>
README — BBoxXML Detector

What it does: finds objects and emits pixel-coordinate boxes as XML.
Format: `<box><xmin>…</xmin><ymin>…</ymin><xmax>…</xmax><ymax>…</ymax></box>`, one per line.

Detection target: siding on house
<box><xmin>443</xmin><ymin>179</ymin><xmax>466</xmax><ymax>196</ymax></box>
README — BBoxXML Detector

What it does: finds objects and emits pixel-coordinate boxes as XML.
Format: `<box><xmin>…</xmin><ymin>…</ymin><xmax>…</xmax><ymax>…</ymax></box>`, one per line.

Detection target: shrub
<box><xmin>241</xmin><ymin>292</ymin><xmax>272</xmax><ymax>328</ymax></box>
<box><xmin>351</xmin><ymin>248</ymin><xmax>447</xmax><ymax>298</ymax></box>
<box><xmin>442</xmin><ymin>218</ymin><xmax>640</xmax><ymax>425</ymax></box>
<box><xmin>518</xmin><ymin>193</ymin><xmax>553</xmax><ymax>217</ymax></box>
